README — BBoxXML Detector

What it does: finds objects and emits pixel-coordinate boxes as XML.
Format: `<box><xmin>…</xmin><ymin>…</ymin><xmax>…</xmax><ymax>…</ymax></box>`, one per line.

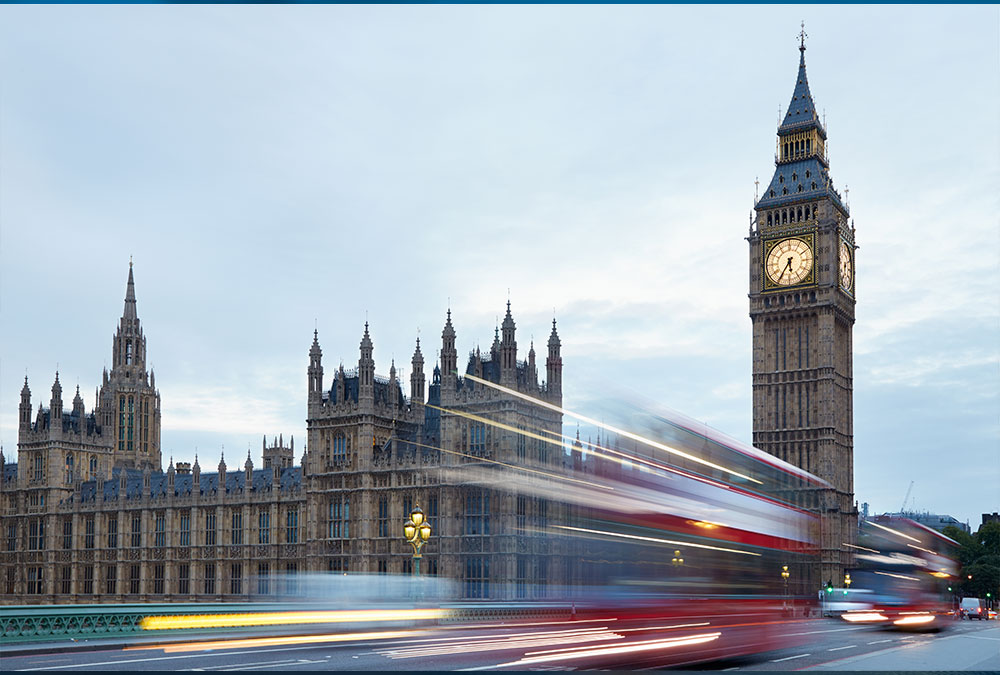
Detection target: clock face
<box><xmin>765</xmin><ymin>237</ymin><xmax>814</xmax><ymax>286</ymax></box>
<box><xmin>839</xmin><ymin>241</ymin><xmax>853</xmax><ymax>291</ymax></box>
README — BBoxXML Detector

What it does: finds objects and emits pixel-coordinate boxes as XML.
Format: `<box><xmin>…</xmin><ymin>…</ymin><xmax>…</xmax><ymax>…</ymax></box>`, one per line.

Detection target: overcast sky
<box><xmin>1</xmin><ymin>5</ymin><xmax>997</xmax><ymax>528</ymax></box>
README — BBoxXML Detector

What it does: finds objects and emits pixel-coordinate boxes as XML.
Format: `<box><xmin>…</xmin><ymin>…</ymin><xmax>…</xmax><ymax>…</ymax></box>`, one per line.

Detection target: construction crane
<box><xmin>900</xmin><ymin>480</ymin><xmax>914</xmax><ymax>514</ymax></box>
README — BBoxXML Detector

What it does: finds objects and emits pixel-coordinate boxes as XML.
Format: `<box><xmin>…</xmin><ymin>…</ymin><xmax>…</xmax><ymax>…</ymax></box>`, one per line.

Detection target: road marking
<box><xmin>784</xmin><ymin>626</ymin><xmax>865</xmax><ymax>637</ymax></box>
<box><xmin>14</xmin><ymin>645</ymin><xmax>339</xmax><ymax>670</ymax></box>
<box><xmin>770</xmin><ymin>653</ymin><xmax>810</xmax><ymax>662</ymax></box>
<box><xmin>867</xmin><ymin>639</ymin><xmax>894</xmax><ymax>644</ymax></box>
<box><xmin>827</xmin><ymin>645</ymin><xmax>855</xmax><ymax>651</ymax></box>
<box><xmin>220</xmin><ymin>660</ymin><xmax>325</xmax><ymax>671</ymax></box>
<box><xmin>722</xmin><ymin>667</ymin><xmax>740</xmax><ymax>671</ymax></box>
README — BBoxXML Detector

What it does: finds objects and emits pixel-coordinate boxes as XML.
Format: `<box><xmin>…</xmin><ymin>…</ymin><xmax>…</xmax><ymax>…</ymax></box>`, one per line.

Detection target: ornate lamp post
<box><xmin>782</xmin><ymin>565</ymin><xmax>790</xmax><ymax>610</ymax></box>
<box><xmin>671</xmin><ymin>550</ymin><xmax>684</xmax><ymax>567</ymax></box>
<box><xmin>403</xmin><ymin>505</ymin><xmax>432</xmax><ymax>577</ymax></box>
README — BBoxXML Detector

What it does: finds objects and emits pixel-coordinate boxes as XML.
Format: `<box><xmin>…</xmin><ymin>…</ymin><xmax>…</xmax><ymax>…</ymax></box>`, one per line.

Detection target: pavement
<box><xmin>806</xmin><ymin>625</ymin><xmax>1000</xmax><ymax>671</ymax></box>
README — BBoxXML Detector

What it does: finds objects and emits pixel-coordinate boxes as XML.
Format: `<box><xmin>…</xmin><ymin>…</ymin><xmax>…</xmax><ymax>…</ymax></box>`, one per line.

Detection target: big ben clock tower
<box><xmin>748</xmin><ymin>29</ymin><xmax>857</xmax><ymax>589</ymax></box>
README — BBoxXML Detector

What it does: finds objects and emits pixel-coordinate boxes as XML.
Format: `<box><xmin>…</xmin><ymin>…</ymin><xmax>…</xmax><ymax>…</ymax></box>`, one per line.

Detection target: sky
<box><xmin>0</xmin><ymin>5</ymin><xmax>997</xmax><ymax>529</ymax></box>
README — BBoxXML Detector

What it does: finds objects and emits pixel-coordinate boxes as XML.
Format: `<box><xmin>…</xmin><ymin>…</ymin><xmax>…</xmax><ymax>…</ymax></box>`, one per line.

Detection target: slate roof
<box><xmin>69</xmin><ymin>466</ymin><xmax>302</xmax><ymax>502</ymax></box>
<box><xmin>30</xmin><ymin>408</ymin><xmax>101</xmax><ymax>436</ymax></box>
<box><xmin>755</xmin><ymin>157</ymin><xmax>847</xmax><ymax>212</ymax></box>
<box><xmin>778</xmin><ymin>48</ymin><xmax>825</xmax><ymax>138</ymax></box>
<box><xmin>324</xmin><ymin>374</ymin><xmax>406</xmax><ymax>408</ymax></box>
<box><xmin>460</xmin><ymin>354</ymin><xmax>535</xmax><ymax>391</ymax></box>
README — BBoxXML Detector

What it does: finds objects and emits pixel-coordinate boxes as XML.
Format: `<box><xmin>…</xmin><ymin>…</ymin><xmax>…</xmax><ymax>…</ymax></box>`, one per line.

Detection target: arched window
<box><xmin>767</xmin><ymin>213</ymin><xmax>772</xmax><ymax>226</ymax></box>
<box><xmin>332</xmin><ymin>434</ymin><xmax>346</xmax><ymax>463</ymax></box>
<box><xmin>797</xmin><ymin>206</ymin><xmax>803</xmax><ymax>220</ymax></box>
<box><xmin>125</xmin><ymin>341</ymin><xmax>132</xmax><ymax>365</ymax></box>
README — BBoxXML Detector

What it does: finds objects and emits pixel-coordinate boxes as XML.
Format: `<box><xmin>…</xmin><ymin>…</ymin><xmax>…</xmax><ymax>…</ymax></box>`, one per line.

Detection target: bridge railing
<box><xmin>1</xmin><ymin>602</ymin><xmax>575</xmax><ymax>645</ymax></box>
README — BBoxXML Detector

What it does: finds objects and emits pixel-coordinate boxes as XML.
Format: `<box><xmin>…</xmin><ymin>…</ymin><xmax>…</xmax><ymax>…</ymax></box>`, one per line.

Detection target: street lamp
<box><xmin>782</xmin><ymin>565</ymin><xmax>790</xmax><ymax>610</ymax></box>
<box><xmin>403</xmin><ymin>505</ymin><xmax>432</xmax><ymax>577</ymax></box>
<box><xmin>671</xmin><ymin>550</ymin><xmax>684</xmax><ymax>566</ymax></box>
<box><xmin>844</xmin><ymin>572</ymin><xmax>852</xmax><ymax>590</ymax></box>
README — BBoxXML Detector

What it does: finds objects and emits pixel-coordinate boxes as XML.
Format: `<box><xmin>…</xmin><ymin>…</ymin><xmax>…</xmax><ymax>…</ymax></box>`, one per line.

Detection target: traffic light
<box><xmin>948</xmin><ymin>586</ymin><xmax>952</xmax><ymax>592</ymax></box>
<box><xmin>825</xmin><ymin>580</ymin><xmax>833</xmax><ymax>594</ymax></box>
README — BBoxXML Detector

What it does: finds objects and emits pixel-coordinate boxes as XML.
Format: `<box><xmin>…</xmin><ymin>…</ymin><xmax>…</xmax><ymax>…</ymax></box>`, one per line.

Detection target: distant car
<box><xmin>960</xmin><ymin>598</ymin><xmax>986</xmax><ymax>620</ymax></box>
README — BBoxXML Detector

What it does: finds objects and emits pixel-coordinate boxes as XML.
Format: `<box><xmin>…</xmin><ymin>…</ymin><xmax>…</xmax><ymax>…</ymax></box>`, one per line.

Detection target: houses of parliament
<box><xmin>0</xmin><ymin>38</ymin><xmax>856</xmax><ymax>604</ymax></box>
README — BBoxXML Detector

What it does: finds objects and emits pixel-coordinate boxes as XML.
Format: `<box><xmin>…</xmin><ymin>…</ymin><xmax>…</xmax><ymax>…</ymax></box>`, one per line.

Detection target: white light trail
<box><xmin>553</xmin><ymin>525</ymin><xmax>761</xmax><ymax>556</ymax></box>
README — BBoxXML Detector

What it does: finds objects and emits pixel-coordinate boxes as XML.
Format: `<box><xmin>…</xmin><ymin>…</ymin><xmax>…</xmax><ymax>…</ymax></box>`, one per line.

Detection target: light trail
<box><xmin>140</xmin><ymin>608</ymin><xmax>447</xmax><ymax>631</ymax></box>
<box><xmin>461</xmin><ymin>373</ymin><xmax>762</xmax><ymax>485</ymax></box>
<box><xmin>553</xmin><ymin>525</ymin><xmax>761</xmax><ymax>556</ymax></box>
<box><xmin>865</xmin><ymin>520</ymin><xmax>922</xmax><ymax>543</ymax></box>
<box><xmin>146</xmin><ymin>630</ymin><xmax>425</xmax><ymax>653</ymax></box>
<box><xmin>842</xmin><ymin>542</ymin><xmax>880</xmax><ymax>554</ymax></box>
<box><xmin>464</xmin><ymin>631</ymin><xmax>722</xmax><ymax>669</ymax></box>
<box><xmin>405</xmin><ymin>434</ymin><xmax>613</xmax><ymax>491</ymax></box>
<box><xmin>376</xmin><ymin>628</ymin><xmax>621</xmax><ymax>659</ymax></box>
<box><xmin>872</xmin><ymin>570</ymin><xmax>920</xmax><ymax>581</ymax></box>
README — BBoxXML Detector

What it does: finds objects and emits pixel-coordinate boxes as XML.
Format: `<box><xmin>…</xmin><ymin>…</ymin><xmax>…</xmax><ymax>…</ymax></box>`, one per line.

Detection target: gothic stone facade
<box><xmin>747</xmin><ymin>41</ymin><xmax>857</xmax><ymax>589</ymax></box>
<box><xmin>0</xmin><ymin>268</ymin><xmax>564</xmax><ymax>603</ymax></box>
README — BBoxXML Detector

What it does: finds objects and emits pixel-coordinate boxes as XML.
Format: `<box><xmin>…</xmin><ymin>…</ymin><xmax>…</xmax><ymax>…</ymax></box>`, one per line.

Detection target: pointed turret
<box><xmin>19</xmin><ymin>376</ymin><xmax>31</xmax><ymax>433</ymax></box>
<box><xmin>359</xmin><ymin>322</ymin><xmax>375</xmax><ymax>405</ymax></box>
<box><xmin>490</xmin><ymin>323</ymin><xmax>500</xmax><ymax>361</ymax></box>
<box><xmin>441</xmin><ymin>309</ymin><xmax>457</xmax><ymax>392</ymax></box>
<box><xmin>192</xmin><ymin>452</ymin><xmax>201</xmax><ymax>486</ymax></box>
<box><xmin>528</xmin><ymin>341</ymin><xmax>537</xmax><ymax>387</ymax></box>
<box><xmin>308</xmin><ymin>329</ymin><xmax>324</xmax><ymax>404</ymax></box>
<box><xmin>410</xmin><ymin>337</ymin><xmax>425</xmax><ymax>406</ymax></box>
<box><xmin>546</xmin><ymin>318</ymin><xmax>562</xmax><ymax>400</ymax></box>
<box><xmin>73</xmin><ymin>385</ymin><xmax>84</xmax><ymax>417</ymax></box>
<box><xmin>500</xmin><ymin>301</ymin><xmax>517</xmax><ymax>386</ymax></box>
<box><xmin>245</xmin><ymin>448</ymin><xmax>253</xmax><ymax>483</ymax></box>
<box><xmin>50</xmin><ymin>371</ymin><xmax>63</xmax><ymax>420</ymax></box>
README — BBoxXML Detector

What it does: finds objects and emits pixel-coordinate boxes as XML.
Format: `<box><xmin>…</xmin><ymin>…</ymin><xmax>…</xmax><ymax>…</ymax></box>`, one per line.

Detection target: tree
<box><xmin>944</xmin><ymin>522</ymin><xmax>1000</xmax><ymax>602</ymax></box>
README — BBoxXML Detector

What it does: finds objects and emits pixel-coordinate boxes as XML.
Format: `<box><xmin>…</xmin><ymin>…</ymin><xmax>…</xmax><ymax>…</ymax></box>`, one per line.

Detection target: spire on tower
<box><xmin>123</xmin><ymin>260</ymin><xmax>138</xmax><ymax>321</ymax></box>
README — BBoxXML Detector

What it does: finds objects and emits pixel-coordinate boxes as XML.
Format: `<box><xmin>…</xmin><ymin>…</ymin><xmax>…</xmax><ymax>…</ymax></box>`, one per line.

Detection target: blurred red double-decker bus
<box><xmin>449</xmin><ymin>389</ymin><xmax>828</xmax><ymax>669</ymax></box>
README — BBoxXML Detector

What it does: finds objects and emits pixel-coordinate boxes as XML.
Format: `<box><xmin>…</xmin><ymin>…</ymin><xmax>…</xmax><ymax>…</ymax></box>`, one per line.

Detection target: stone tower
<box><xmin>747</xmin><ymin>33</ymin><xmax>857</xmax><ymax>588</ymax></box>
<box><xmin>95</xmin><ymin>262</ymin><xmax>162</xmax><ymax>470</ymax></box>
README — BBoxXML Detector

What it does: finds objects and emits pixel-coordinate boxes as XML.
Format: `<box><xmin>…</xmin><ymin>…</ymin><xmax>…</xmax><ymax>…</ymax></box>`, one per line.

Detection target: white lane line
<box><xmin>784</xmin><ymin>626</ymin><xmax>866</xmax><ymax>637</ymax></box>
<box><xmin>827</xmin><ymin>645</ymin><xmax>855</xmax><ymax>651</ymax></box>
<box><xmin>14</xmin><ymin>644</ymin><xmax>332</xmax><ymax>670</ymax></box>
<box><xmin>867</xmin><ymin>639</ymin><xmax>894</xmax><ymax>644</ymax></box>
<box><xmin>770</xmin><ymin>653</ymin><xmax>811</xmax><ymax>662</ymax></box>
<box><xmin>722</xmin><ymin>667</ymin><xmax>740</xmax><ymax>671</ymax></box>
<box><xmin>186</xmin><ymin>661</ymin><xmax>298</xmax><ymax>672</ymax></box>
<box><xmin>220</xmin><ymin>661</ymin><xmax>325</xmax><ymax>671</ymax></box>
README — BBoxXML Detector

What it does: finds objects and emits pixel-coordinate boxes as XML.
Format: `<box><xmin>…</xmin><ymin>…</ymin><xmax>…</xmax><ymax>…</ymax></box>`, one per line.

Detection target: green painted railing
<box><xmin>0</xmin><ymin>603</ymin><xmax>288</xmax><ymax>644</ymax></box>
<box><xmin>0</xmin><ymin>602</ymin><xmax>573</xmax><ymax>645</ymax></box>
